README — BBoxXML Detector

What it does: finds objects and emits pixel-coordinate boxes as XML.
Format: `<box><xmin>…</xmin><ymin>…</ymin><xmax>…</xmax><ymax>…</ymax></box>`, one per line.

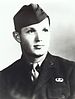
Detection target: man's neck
<box><xmin>22</xmin><ymin>52</ymin><xmax>48</xmax><ymax>64</ymax></box>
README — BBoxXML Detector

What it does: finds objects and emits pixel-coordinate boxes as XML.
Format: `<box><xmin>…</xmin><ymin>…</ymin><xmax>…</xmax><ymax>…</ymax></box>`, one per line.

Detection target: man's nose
<box><xmin>35</xmin><ymin>32</ymin><xmax>42</xmax><ymax>42</ymax></box>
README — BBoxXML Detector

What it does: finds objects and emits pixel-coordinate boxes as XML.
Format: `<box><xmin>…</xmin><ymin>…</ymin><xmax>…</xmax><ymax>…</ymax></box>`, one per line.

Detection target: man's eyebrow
<box><xmin>25</xmin><ymin>27</ymin><xmax>35</xmax><ymax>31</ymax></box>
<box><xmin>26</xmin><ymin>27</ymin><xmax>36</xmax><ymax>33</ymax></box>
<box><xmin>42</xmin><ymin>27</ymin><xmax>48</xmax><ymax>31</ymax></box>
<box><xmin>43</xmin><ymin>27</ymin><xmax>48</xmax><ymax>29</ymax></box>
<box><xmin>30</xmin><ymin>28</ymin><xmax>36</xmax><ymax>31</ymax></box>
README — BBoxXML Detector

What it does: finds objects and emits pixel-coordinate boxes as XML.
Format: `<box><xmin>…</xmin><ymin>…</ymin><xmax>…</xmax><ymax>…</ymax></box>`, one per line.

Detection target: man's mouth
<box><xmin>34</xmin><ymin>45</ymin><xmax>44</xmax><ymax>49</ymax></box>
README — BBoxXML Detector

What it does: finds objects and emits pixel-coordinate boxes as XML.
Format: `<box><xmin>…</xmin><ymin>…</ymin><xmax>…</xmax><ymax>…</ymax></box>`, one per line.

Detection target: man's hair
<box><xmin>13</xmin><ymin>3</ymin><xmax>50</xmax><ymax>32</ymax></box>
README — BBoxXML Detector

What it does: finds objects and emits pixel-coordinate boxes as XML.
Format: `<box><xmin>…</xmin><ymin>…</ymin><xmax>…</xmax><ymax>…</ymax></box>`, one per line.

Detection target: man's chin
<box><xmin>31</xmin><ymin>53</ymin><xmax>44</xmax><ymax>58</ymax></box>
<box><xmin>24</xmin><ymin>50</ymin><xmax>47</xmax><ymax>58</ymax></box>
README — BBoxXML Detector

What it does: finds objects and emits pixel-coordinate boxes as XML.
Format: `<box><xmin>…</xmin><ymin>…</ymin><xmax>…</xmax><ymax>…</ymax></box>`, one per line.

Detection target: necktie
<box><xmin>31</xmin><ymin>64</ymin><xmax>40</xmax><ymax>81</ymax></box>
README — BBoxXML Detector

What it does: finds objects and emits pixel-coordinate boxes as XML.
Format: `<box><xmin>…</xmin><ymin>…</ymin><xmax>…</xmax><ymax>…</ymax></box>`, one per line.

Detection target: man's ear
<box><xmin>13</xmin><ymin>31</ymin><xmax>21</xmax><ymax>43</ymax></box>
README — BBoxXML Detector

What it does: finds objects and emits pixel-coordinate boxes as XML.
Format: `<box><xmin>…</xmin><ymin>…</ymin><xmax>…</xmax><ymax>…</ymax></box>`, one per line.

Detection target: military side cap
<box><xmin>13</xmin><ymin>3</ymin><xmax>50</xmax><ymax>32</ymax></box>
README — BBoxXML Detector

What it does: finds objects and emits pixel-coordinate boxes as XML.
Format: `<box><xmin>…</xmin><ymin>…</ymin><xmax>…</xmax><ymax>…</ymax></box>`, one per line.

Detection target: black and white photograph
<box><xmin>0</xmin><ymin>0</ymin><xmax>75</xmax><ymax>99</ymax></box>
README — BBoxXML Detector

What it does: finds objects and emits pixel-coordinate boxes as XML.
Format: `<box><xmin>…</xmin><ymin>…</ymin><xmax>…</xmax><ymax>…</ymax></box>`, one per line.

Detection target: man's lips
<box><xmin>34</xmin><ymin>45</ymin><xmax>44</xmax><ymax>49</ymax></box>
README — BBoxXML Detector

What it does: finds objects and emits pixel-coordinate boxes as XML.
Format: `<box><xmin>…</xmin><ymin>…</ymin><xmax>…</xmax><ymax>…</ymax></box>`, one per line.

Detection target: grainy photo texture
<box><xmin>0</xmin><ymin>2</ymin><xmax>75</xmax><ymax>99</ymax></box>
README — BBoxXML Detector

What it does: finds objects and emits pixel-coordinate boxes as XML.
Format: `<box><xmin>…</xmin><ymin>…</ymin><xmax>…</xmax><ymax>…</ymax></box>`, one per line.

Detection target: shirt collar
<box><xmin>30</xmin><ymin>52</ymin><xmax>48</xmax><ymax>68</ymax></box>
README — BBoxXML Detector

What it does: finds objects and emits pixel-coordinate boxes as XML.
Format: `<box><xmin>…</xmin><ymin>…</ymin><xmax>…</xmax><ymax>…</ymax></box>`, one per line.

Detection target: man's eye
<box><xmin>43</xmin><ymin>28</ymin><xmax>48</xmax><ymax>32</ymax></box>
<box><xmin>26</xmin><ymin>28</ymin><xmax>35</xmax><ymax>33</ymax></box>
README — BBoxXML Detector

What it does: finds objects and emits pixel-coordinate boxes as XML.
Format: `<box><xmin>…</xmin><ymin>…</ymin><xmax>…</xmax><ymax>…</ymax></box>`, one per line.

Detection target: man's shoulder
<box><xmin>0</xmin><ymin>57</ymin><xmax>26</xmax><ymax>84</ymax></box>
<box><xmin>48</xmin><ymin>52</ymin><xmax>75</xmax><ymax>69</ymax></box>
<box><xmin>54</xmin><ymin>55</ymin><xmax>75</xmax><ymax>67</ymax></box>
<box><xmin>47</xmin><ymin>53</ymin><xmax>75</xmax><ymax>78</ymax></box>
<box><xmin>0</xmin><ymin>58</ymin><xmax>22</xmax><ymax>75</ymax></box>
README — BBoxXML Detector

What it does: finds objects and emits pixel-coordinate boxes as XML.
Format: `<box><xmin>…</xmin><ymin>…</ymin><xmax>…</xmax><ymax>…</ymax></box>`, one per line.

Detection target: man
<box><xmin>0</xmin><ymin>3</ymin><xmax>75</xmax><ymax>99</ymax></box>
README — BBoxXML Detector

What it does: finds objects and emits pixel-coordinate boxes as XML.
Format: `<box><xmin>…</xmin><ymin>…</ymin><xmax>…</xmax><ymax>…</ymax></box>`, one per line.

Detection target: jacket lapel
<box><xmin>34</xmin><ymin>52</ymin><xmax>58</xmax><ymax>92</ymax></box>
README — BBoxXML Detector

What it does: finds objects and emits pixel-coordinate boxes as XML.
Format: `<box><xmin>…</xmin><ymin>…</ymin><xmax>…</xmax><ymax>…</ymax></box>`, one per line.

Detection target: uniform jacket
<box><xmin>0</xmin><ymin>52</ymin><xmax>75</xmax><ymax>99</ymax></box>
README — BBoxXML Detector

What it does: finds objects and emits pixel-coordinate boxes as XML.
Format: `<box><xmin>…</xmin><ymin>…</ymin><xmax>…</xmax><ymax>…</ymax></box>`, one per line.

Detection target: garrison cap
<box><xmin>13</xmin><ymin>3</ymin><xmax>50</xmax><ymax>32</ymax></box>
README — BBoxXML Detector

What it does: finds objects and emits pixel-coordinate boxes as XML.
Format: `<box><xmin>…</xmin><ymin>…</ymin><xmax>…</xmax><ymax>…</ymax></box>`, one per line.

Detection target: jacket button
<box><xmin>61</xmin><ymin>95</ymin><xmax>65</xmax><ymax>99</ymax></box>
<box><xmin>50</xmin><ymin>62</ymin><xmax>54</xmax><ymax>66</ymax></box>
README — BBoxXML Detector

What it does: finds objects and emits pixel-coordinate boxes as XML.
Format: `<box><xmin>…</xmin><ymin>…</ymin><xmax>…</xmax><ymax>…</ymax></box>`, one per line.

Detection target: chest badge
<box><xmin>55</xmin><ymin>77</ymin><xmax>64</xmax><ymax>82</ymax></box>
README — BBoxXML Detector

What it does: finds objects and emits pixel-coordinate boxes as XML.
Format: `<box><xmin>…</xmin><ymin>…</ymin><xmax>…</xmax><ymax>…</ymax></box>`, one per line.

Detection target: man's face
<box><xmin>20</xmin><ymin>18</ymin><xmax>50</xmax><ymax>57</ymax></box>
